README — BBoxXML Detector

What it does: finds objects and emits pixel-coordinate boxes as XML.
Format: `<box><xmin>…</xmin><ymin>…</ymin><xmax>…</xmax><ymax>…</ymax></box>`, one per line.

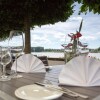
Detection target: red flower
<box><xmin>68</xmin><ymin>32</ymin><xmax>82</xmax><ymax>40</ymax></box>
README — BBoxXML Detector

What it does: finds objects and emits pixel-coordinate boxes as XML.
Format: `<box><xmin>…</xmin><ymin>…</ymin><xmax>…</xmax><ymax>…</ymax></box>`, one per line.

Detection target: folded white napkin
<box><xmin>11</xmin><ymin>54</ymin><xmax>46</xmax><ymax>73</ymax></box>
<box><xmin>59</xmin><ymin>55</ymin><xmax>100</xmax><ymax>86</ymax></box>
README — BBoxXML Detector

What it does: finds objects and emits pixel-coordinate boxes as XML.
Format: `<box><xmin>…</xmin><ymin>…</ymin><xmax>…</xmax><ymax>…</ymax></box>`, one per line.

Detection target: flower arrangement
<box><xmin>62</xmin><ymin>19</ymin><xmax>89</xmax><ymax>62</ymax></box>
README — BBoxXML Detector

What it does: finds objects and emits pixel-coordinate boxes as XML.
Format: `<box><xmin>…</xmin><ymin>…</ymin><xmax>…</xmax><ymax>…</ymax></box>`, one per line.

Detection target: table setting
<box><xmin>0</xmin><ymin>57</ymin><xmax>99</xmax><ymax>100</ymax></box>
<box><xmin>0</xmin><ymin>31</ymin><xmax>100</xmax><ymax>100</ymax></box>
<box><xmin>0</xmin><ymin>47</ymin><xmax>90</xmax><ymax>100</ymax></box>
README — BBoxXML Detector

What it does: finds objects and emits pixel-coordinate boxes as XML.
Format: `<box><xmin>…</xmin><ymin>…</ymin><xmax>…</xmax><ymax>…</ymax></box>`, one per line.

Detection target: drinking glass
<box><xmin>8</xmin><ymin>30</ymin><xmax>24</xmax><ymax>78</ymax></box>
<box><xmin>0</xmin><ymin>47</ymin><xmax>11</xmax><ymax>81</ymax></box>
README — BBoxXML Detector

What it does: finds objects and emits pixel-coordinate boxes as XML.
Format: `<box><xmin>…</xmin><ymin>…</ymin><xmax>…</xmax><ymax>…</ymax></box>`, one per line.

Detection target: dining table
<box><xmin>0</xmin><ymin>65</ymin><xmax>100</xmax><ymax>100</ymax></box>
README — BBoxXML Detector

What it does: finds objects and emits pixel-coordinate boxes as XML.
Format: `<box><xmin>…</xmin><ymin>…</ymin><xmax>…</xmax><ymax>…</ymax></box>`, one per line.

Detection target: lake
<box><xmin>32</xmin><ymin>52</ymin><xmax>100</xmax><ymax>59</ymax></box>
<box><xmin>32</xmin><ymin>52</ymin><xmax>64</xmax><ymax>58</ymax></box>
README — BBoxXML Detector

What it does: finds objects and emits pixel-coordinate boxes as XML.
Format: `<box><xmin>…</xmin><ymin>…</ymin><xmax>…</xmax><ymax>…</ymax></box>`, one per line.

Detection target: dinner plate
<box><xmin>15</xmin><ymin>84</ymin><xmax>63</xmax><ymax>100</ymax></box>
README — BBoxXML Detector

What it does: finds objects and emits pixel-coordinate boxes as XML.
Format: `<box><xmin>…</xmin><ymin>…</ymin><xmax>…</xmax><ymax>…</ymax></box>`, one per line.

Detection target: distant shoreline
<box><xmin>32</xmin><ymin>52</ymin><xmax>100</xmax><ymax>60</ymax></box>
<box><xmin>32</xmin><ymin>52</ymin><xmax>64</xmax><ymax>59</ymax></box>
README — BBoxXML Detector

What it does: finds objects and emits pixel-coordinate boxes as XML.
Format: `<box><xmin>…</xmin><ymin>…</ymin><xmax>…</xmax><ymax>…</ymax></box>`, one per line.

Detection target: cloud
<box><xmin>30</xmin><ymin>14</ymin><xmax>100</xmax><ymax>49</ymax></box>
<box><xmin>31</xmin><ymin>34</ymin><xmax>51</xmax><ymax>47</ymax></box>
<box><xmin>69</xmin><ymin>16</ymin><xmax>82</xmax><ymax>21</ymax></box>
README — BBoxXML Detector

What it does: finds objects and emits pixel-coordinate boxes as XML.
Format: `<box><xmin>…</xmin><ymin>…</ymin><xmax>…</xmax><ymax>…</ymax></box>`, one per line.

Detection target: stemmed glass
<box><xmin>0</xmin><ymin>46</ymin><xmax>11</xmax><ymax>81</ymax></box>
<box><xmin>8</xmin><ymin>30</ymin><xmax>24</xmax><ymax>78</ymax></box>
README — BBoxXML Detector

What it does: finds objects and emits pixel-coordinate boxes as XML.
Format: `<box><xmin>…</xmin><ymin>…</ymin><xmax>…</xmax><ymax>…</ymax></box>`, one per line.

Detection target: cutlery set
<box><xmin>35</xmin><ymin>82</ymin><xmax>89</xmax><ymax>99</ymax></box>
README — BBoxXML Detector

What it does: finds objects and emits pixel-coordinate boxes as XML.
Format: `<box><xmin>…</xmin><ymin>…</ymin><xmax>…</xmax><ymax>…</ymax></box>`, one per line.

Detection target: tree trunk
<box><xmin>24</xmin><ymin>15</ymin><xmax>31</xmax><ymax>54</ymax></box>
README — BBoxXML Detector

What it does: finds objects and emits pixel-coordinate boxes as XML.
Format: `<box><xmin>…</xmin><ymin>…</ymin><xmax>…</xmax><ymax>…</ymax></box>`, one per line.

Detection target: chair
<box><xmin>11</xmin><ymin>54</ymin><xmax>46</xmax><ymax>73</ymax></box>
<box><xmin>37</xmin><ymin>56</ymin><xmax>49</xmax><ymax>66</ymax></box>
<box><xmin>12</xmin><ymin>54</ymin><xmax>22</xmax><ymax>62</ymax></box>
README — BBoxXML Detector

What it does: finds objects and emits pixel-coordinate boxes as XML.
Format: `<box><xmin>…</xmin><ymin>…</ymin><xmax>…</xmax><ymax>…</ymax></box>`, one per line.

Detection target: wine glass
<box><xmin>0</xmin><ymin>46</ymin><xmax>11</xmax><ymax>81</ymax></box>
<box><xmin>8</xmin><ymin>30</ymin><xmax>24</xmax><ymax>78</ymax></box>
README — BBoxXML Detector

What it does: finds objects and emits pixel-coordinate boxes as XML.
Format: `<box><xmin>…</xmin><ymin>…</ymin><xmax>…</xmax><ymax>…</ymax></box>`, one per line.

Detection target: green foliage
<box><xmin>98</xmin><ymin>47</ymin><xmax>100</xmax><ymax>51</ymax></box>
<box><xmin>0</xmin><ymin>0</ymin><xmax>100</xmax><ymax>44</ymax></box>
<box><xmin>78</xmin><ymin>0</ymin><xmax>100</xmax><ymax>14</ymax></box>
<box><xmin>31</xmin><ymin>47</ymin><xmax>44</xmax><ymax>52</ymax></box>
<box><xmin>64</xmin><ymin>52</ymin><xmax>74</xmax><ymax>62</ymax></box>
<box><xmin>90</xmin><ymin>47</ymin><xmax>100</xmax><ymax>53</ymax></box>
<box><xmin>0</xmin><ymin>30</ymin><xmax>10</xmax><ymax>41</ymax></box>
<box><xmin>0</xmin><ymin>0</ymin><xmax>74</xmax><ymax>40</ymax></box>
<box><xmin>45</xmin><ymin>48</ymin><xmax>63</xmax><ymax>52</ymax></box>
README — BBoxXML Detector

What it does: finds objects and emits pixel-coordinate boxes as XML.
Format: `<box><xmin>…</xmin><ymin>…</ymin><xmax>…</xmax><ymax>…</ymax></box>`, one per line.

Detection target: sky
<box><xmin>30</xmin><ymin>3</ymin><xmax>100</xmax><ymax>49</ymax></box>
<box><xmin>0</xmin><ymin>3</ymin><xmax>100</xmax><ymax>49</ymax></box>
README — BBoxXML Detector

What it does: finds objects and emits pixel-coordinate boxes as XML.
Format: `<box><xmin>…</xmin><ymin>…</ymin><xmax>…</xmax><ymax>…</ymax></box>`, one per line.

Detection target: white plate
<box><xmin>15</xmin><ymin>84</ymin><xmax>63</xmax><ymax>100</ymax></box>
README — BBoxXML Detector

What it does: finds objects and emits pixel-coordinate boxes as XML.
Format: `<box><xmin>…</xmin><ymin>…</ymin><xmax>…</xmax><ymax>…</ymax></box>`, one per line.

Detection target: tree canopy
<box><xmin>77</xmin><ymin>0</ymin><xmax>100</xmax><ymax>14</ymax></box>
<box><xmin>0</xmin><ymin>0</ymin><xmax>74</xmax><ymax>38</ymax></box>
<box><xmin>0</xmin><ymin>0</ymin><xmax>100</xmax><ymax>53</ymax></box>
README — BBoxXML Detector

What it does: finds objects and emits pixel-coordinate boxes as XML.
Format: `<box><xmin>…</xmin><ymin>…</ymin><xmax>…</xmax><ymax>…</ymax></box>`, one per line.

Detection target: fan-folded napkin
<box><xmin>59</xmin><ymin>55</ymin><xmax>100</xmax><ymax>86</ymax></box>
<box><xmin>11</xmin><ymin>54</ymin><xmax>46</xmax><ymax>73</ymax></box>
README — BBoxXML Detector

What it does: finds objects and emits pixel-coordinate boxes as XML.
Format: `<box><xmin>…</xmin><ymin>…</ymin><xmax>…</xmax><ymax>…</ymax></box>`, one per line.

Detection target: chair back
<box><xmin>38</xmin><ymin>56</ymin><xmax>49</xmax><ymax>66</ymax></box>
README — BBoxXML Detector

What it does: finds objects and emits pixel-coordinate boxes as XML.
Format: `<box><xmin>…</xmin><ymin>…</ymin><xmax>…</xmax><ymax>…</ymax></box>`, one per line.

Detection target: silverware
<box><xmin>61</xmin><ymin>87</ymin><xmax>89</xmax><ymax>99</ymax></box>
<box><xmin>34</xmin><ymin>82</ymin><xmax>78</xmax><ymax>98</ymax></box>
<box><xmin>34</xmin><ymin>82</ymin><xmax>88</xmax><ymax>99</ymax></box>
